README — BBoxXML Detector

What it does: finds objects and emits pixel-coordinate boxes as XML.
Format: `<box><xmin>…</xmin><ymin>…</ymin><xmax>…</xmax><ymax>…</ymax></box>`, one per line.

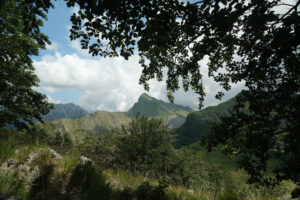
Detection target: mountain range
<box><xmin>36</xmin><ymin>93</ymin><xmax>194</xmax><ymax>140</ymax></box>
<box><xmin>37</xmin><ymin>93</ymin><xmax>237</xmax><ymax>146</ymax></box>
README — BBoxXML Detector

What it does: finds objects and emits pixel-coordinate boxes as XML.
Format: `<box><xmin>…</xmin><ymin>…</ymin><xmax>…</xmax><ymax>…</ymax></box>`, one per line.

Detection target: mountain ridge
<box><xmin>127</xmin><ymin>93</ymin><xmax>193</xmax><ymax>127</ymax></box>
<box><xmin>36</xmin><ymin>93</ymin><xmax>194</xmax><ymax>139</ymax></box>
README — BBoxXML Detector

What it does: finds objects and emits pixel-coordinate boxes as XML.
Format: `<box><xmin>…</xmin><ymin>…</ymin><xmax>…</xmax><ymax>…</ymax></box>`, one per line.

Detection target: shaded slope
<box><xmin>175</xmin><ymin>97</ymin><xmax>236</xmax><ymax>147</ymax></box>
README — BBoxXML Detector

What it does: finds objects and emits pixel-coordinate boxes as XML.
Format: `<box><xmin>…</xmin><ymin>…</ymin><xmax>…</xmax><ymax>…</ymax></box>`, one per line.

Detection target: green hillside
<box><xmin>35</xmin><ymin>111</ymin><xmax>131</xmax><ymax>140</ymax></box>
<box><xmin>175</xmin><ymin>96</ymin><xmax>236</xmax><ymax>147</ymax></box>
<box><xmin>127</xmin><ymin>93</ymin><xmax>193</xmax><ymax>127</ymax></box>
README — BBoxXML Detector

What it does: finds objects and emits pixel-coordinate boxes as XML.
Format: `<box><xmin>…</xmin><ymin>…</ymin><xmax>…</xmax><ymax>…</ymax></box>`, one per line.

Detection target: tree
<box><xmin>0</xmin><ymin>0</ymin><xmax>54</xmax><ymax>128</ymax></box>
<box><xmin>65</xmin><ymin>0</ymin><xmax>300</xmax><ymax>194</ymax></box>
<box><xmin>116</xmin><ymin>116</ymin><xmax>177</xmax><ymax>178</ymax></box>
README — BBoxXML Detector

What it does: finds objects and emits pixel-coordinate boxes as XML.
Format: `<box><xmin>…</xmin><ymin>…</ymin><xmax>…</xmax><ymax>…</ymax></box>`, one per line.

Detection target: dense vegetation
<box><xmin>0</xmin><ymin>0</ymin><xmax>53</xmax><ymax>128</ymax></box>
<box><xmin>67</xmin><ymin>0</ymin><xmax>300</xmax><ymax>193</ymax></box>
<box><xmin>0</xmin><ymin>117</ymin><xmax>296</xmax><ymax>199</ymax></box>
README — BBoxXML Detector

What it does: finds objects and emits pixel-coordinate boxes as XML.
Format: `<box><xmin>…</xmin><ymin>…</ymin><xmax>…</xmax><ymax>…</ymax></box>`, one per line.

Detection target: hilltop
<box><xmin>127</xmin><ymin>93</ymin><xmax>193</xmax><ymax>127</ymax></box>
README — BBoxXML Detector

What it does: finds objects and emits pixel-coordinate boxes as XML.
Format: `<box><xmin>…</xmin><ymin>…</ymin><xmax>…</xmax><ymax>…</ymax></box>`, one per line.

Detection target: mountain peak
<box><xmin>128</xmin><ymin>93</ymin><xmax>193</xmax><ymax>127</ymax></box>
<box><xmin>139</xmin><ymin>93</ymin><xmax>153</xmax><ymax>101</ymax></box>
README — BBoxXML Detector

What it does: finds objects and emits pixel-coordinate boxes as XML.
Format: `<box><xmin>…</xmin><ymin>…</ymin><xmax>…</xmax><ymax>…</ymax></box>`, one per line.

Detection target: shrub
<box><xmin>67</xmin><ymin>165</ymin><xmax>112</xmax><ymax>200</ymax></box>
<box><xmin>135</xmin><ymin>180</ymin><xmax>169</xmax><ymax>200</ymax></box>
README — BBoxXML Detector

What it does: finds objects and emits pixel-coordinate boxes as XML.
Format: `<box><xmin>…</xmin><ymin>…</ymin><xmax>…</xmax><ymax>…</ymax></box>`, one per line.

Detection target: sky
<box><xmin>32</xmin><ymin>1</ymin><xmax>247</xmax><ymax>112</ymax></box>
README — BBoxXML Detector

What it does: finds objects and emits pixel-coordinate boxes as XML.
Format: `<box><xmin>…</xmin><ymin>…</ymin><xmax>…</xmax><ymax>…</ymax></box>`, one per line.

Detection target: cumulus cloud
<box><xmin>34</xmin><ymin>52</ymin><xmax>156</xmax><ymax>111</ymax></box>
<box><xmin>34</xmin><ymin>45</ymin><xmax>244</xmax><ymax>112</ymax></box>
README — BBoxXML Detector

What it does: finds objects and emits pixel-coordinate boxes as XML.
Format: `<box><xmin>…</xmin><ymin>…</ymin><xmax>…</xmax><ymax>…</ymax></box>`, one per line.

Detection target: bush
<box><xmin>135</xmin><ymin>180</ymin><xmax>169</xmax><ymax>200</ymax></box>
<box><xmin>115</xmin><ymin>117</ymin><xmax>177</xmax><ymax>178</ymax></box>
<box><xmin>217</xmin><ymin>190</ymin><xmax>238</xmax><ymax>200</ymax></box>
<box><xmin>68</xmin><ymin>164</ymin><xmax>112</xmax><ymax>200</ymax></box>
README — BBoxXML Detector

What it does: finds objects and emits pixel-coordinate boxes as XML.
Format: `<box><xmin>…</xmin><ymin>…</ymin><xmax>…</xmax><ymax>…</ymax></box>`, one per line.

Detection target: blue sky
<box><xmin>34</xmin><ymin>1</ymin><xmax>84</xmax><ymax>103</ymax></box>
<box><xmin>33</xmin><ymin>1</ymin><xmax>245</xmax><ymax>112</ymax></box>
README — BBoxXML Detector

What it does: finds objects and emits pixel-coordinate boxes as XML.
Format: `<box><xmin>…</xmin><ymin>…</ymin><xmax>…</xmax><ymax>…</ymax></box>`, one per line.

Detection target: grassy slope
<box><xmin>127</xmin><ymin>93</ymin><xmax>193</xmax><ymax>127</ymax></box>
<box><xmin>35</xmin><ymin>111</ymin><xmax>131</xmax><ymax>140</ymax></box>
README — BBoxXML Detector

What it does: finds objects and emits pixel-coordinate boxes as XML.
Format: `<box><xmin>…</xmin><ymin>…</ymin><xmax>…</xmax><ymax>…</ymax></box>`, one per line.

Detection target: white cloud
<box><xmin>34</xmin><ymin>52</ymin><xmax>152</xmax><ymax>112</ymax></box>
<box><xmin>47</xmin><ymin>95</ymin><xmax>64</xmax><ymax>104</ymax></box>
<box><xmin>46</xmin><ymin>41</ymin><xmax>59</xmax><ymax>51</ymax></box>
<box><xmin>69</xmin><ymin>40</ymin><xmax>91</xmax><ymax>57</ymax></box>
<box><xmin>272</xmin><ymin>0</ymin><xmax>297</xmax><ymax>15</ymax></box>
<box><xmin>34</xmin><ymin>46</ymin><xmax>244</xmax><ymax>112</ymax></box>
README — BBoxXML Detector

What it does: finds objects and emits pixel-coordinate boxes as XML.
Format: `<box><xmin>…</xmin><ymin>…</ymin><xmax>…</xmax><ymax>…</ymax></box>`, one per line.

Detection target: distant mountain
<box><xmin>36</xmin><ymin>94</ymin><xmax>194</xmax><ymax>139</ymax></box>
<box><xmin>175</xmin><ymin>96</ymin><xmax>236</xmax><ymax>147</ymax></box>
<box><xmin>127</xmin><ymin>93</ymin><xmax>193</xmax><ymax>127</ymax></box>
<box><xmin>43</xmin><ymin>103</ymin><xmax>88</xmax><ymax>121</ymax></box>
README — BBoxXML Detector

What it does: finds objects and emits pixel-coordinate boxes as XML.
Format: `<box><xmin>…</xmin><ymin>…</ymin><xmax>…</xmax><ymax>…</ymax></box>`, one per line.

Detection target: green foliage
<box><xmin>0</xmin><ymin>129</ymin><xmax>17</xmax><ymax>162</ymax></box>
<box><xmin>0</xmin><ymin>170</ymin><xmax>26</xmax><ymax>199</ymax></box>
<box><xmin>58</xmin><ymin>149</ymin><xmax>80</xmax><ymax>175</ymax></box>
<box><xmin>67</xmin><ymin>165</ymin><xmax>112</xmax><ymax>200</ymax></box>
<box><xmin>217</xmin><ymin>190</ymin><xmax>238</xmax><ymax>200</ymax></box>
<box><xmin>78</xmin><ymin>133</ymin><xmax>118</xmax><ymax>168</ymax></box>
<box><xmin>49</xmin><ymin>132</ymin><xmax>73</xmax><ymax>154</ymax></box>
<box><xmin>135</xmin><ymin>180</ymin><xmax>169</xmax><ymax>200</ymax></box>
<box><xmin>205</xmin><ymin>93</ymin><xmax>300</xmax><ymax>190</ymax></box>
<box><xmin>115</xmin><ymin>116</ymin><xmax>177</xmax><ymax>178</ymax></box>
<box><xmin>66</xmin><ymin>0</ymin><xmax>300</xmax><ymax>195</ymax></box>
<box><xmin>0</xmin><ymin>0</ymin><xmax>53</xmax><ymax>128</ymax></box>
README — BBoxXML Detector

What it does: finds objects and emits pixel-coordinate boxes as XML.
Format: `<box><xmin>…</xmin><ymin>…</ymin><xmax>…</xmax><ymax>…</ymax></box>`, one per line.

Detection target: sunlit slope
<box><xmin>35</xmin><ymin>111</ymin><xmax>131</xmax><ymax>140</ymax></box>
<box><xmin>127</xmin><ymin>93</ymin><xmax>193</xmax><ymax>127</ymax></box>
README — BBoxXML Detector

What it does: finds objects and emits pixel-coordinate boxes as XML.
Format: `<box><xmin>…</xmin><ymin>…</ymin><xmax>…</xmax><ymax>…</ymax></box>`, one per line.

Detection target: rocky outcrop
<box><xmin>0</xmin><ymin>148</ymin><xmax>96</xmax><ymax>199</ymax></box>
<box><xmin>78</xmin><ymin>156</ymin><xmax>94</xmax><ymax>167</ymax></box>
<box><xmin>0</xmin><ymin>148</ymin><xmax>62</xmax><ymax>189</ymax></box>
